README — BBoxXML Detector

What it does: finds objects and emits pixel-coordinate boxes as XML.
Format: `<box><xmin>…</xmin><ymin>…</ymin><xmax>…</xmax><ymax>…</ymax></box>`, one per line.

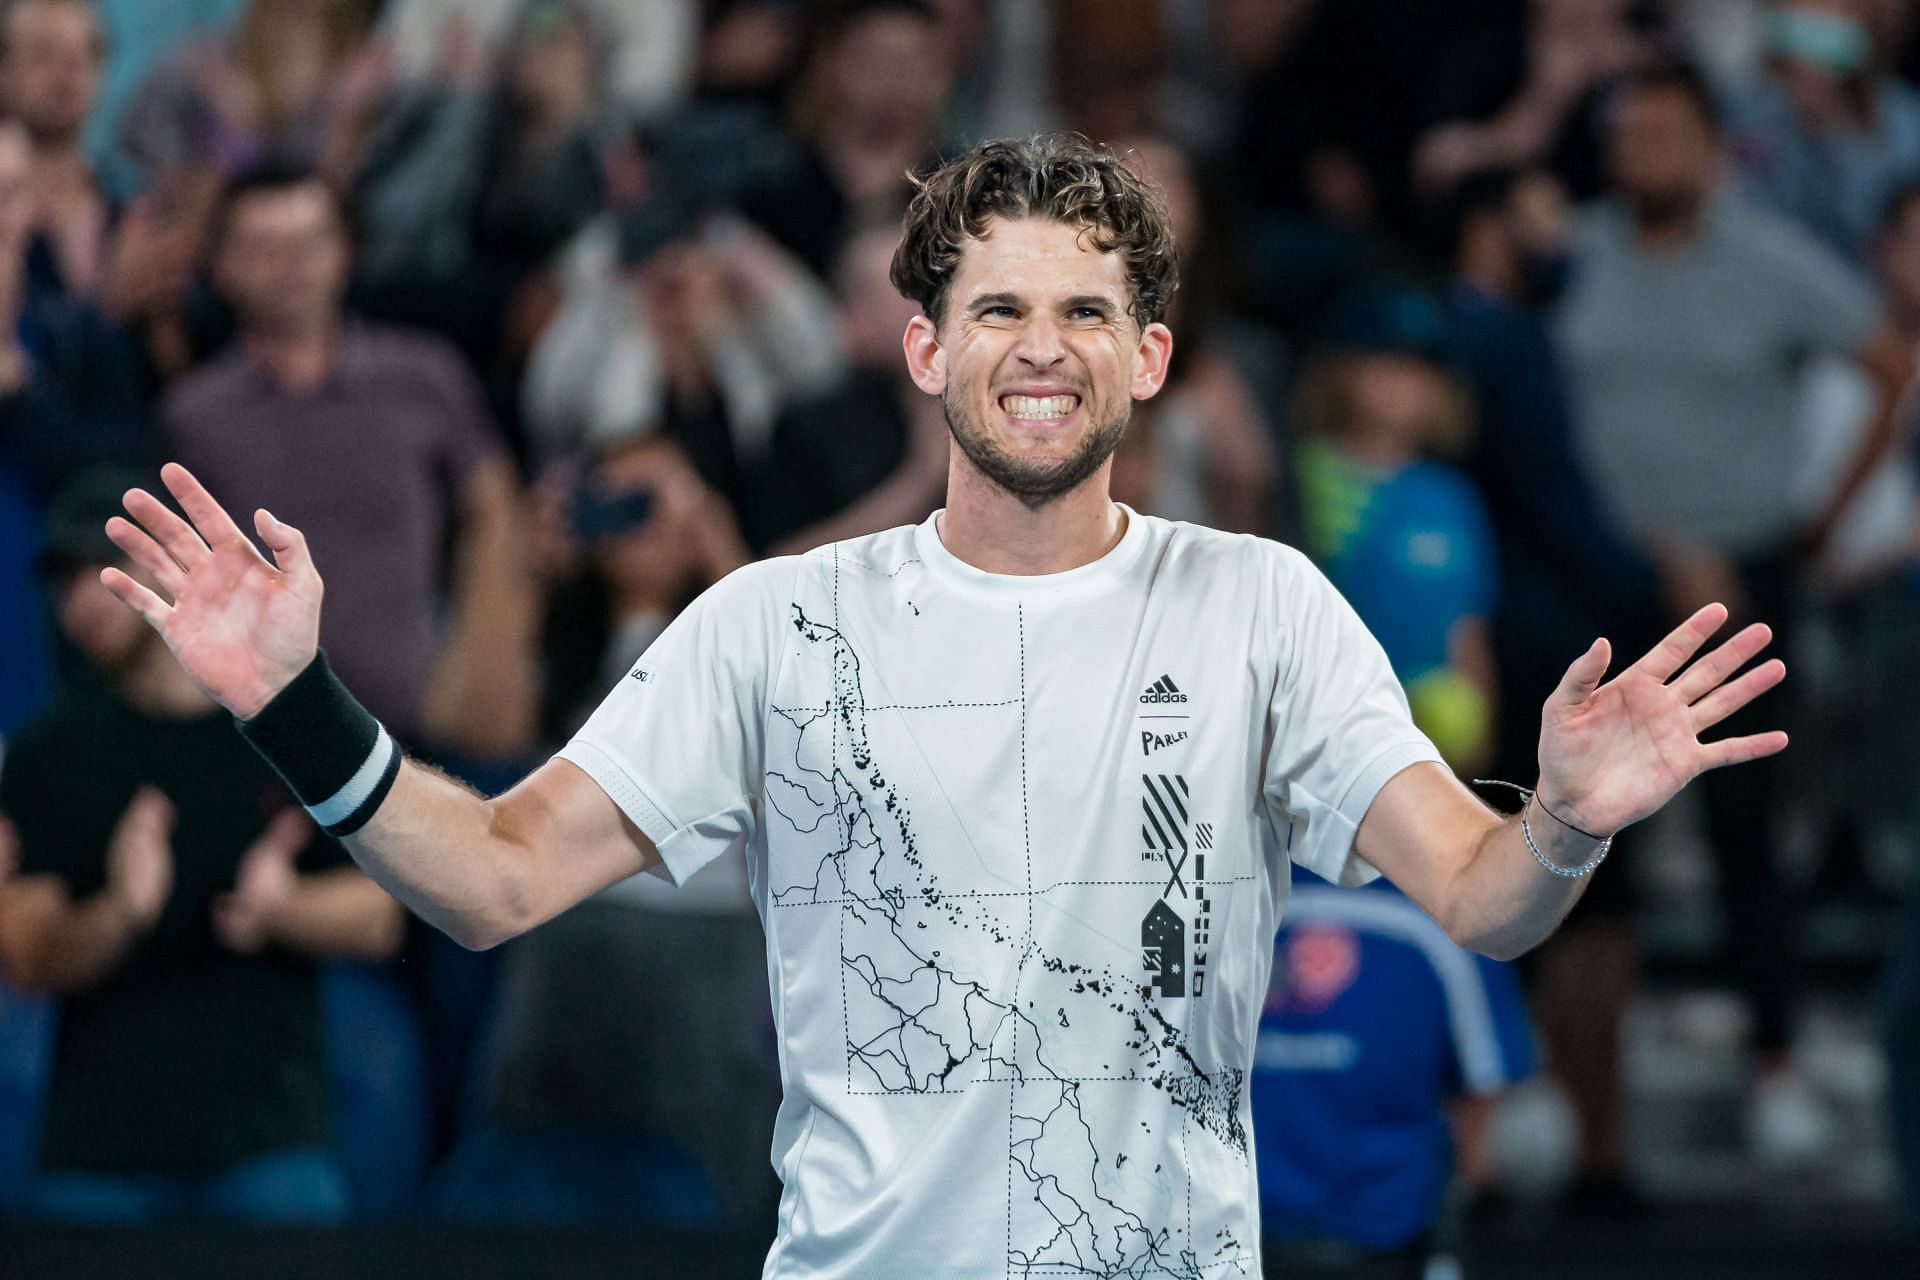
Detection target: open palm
<box><xmin>102</xmin><ymin>462</ymin><xmax>323</xmax><ymax>720</ymax></box>
<box><xmin>1536</xmin><ymin>603</ymin><xmax>1788</xmax><ymax>836</ymax></box>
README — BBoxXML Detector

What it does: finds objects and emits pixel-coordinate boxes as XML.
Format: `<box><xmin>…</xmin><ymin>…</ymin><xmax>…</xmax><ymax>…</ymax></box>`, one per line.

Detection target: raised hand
<box><xmin>106</xmin><ymin>786</ymin><xmax>176</xmax><ymax>930</ymax></box>
<box><xmin>102</xmin><ymin>462</ymin><xmax>323</xmax><ymax>719</ymax></box>
<box><xmin>1535</xmin><ymin>603</ymin><xmax>1788</xmax><ymax>837</ymax></box>
<box><xmin>213</xmin><ymin>808</ymin><xmax>309</xmax><ymax>954</ymax></box>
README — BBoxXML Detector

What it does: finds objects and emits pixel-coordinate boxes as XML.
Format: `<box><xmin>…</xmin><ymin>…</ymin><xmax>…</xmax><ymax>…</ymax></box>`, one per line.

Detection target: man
<box><xmin>745</xmin><ymin>217</ymin><xmax>950</xmax><ymax>554</ymax></box>
<box><xmin>1556</xmin><ymin>63</ymin><xmax>1905</xmax><ymax>1164</ymax></box>
<box><xmin>0</xmin><ymin>108</ymin><xmax>149</xmax><ymax>737</ymax></box>
<box><xmin>1254</xmin><ymin>865</ymin><xmax>1533</xmax><ymax>1280</ymax></box>
<box><xmin>1446</xmin><ymin>165</ymin><xmax>1662</xmax><ymax>1209</ymax></box>
<box><xmin>161</xmin><ymin>162</ymin><xmax>528</xmax><ymax>758</ymax></box>
<box><xmin>0</xmin><ymin>471</ymin><xmax>403</xmax><ymax>1221</ymax></box>
<box><xmin>0</xmin><ymin>0</ymin><xmax>108</xmax><ymax>298</ymax></box>
<box><xmin>103</xmin><ymin>135</ymin><xmax>1785</xmax><ymax>1275</ymax></box>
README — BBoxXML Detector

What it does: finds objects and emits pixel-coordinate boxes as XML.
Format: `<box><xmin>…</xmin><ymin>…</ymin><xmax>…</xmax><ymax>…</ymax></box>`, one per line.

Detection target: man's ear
<box><xmin>903</xmin><ymin>312</ymin><xmax>947</xmax><ymax>395</ymax></box>
<box><xmin>1129</xmin><ymin>321</ymin><xmax>1175</xmax><ymax>402</ymax></box>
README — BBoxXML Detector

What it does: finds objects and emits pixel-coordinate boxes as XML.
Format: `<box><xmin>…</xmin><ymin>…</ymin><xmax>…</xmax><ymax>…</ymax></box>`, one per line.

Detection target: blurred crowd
<box><xmin>0</xmin><ymin>0</ymin><xmax>1916</xmax><ymax>1266</ymax></box>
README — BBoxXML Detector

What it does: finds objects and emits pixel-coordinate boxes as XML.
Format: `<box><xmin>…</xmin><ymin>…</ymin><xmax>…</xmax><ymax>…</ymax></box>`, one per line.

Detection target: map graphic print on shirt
<box><xmin>768</xmin><ymin>587</ymin><xmax>1249</xmax><ymax>1279</ymax></box>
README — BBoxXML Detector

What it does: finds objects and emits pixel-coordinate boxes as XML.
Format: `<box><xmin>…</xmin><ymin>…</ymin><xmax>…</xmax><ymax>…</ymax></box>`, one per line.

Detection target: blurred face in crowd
<box><xmin>1118</xmin><ymin>137</ymin><xmax>1201</xmax><ymax>258</ymax></box>
<box><xmin>0</xmin><ymin>120</ymin><xmax>37</xmax><ymax>260</ymax></box>
<box><xmin>836</xmin><ymin>225</ymin><xmax>922</xmax><ymax>371</ymax></box>
<box><xmin>507</xmin><ymin>7</ymin><xmax>598</xmax><ymax>125</ymax></box>
<box><xmin>53</xmin><ymin>561</ymin><xmax>151</xmax><ymax>673</ymax></box>
<box><xmin>214</xmin><ymin>181</ymin><xmax>351</xmax><ymax>338</ymax></box>
<box><xmin>0</xmin><ymin>0</ymin><xmax>103</xmax><ymax>150</ymax></box>
<box><xmin>905</xmin><ymin>216</ymin><xmax>1173</xmax><ymax>506</ymax></box>
<box><xmin>825</xmin><ymin>10</ymin><xmax>949</xmax><ymax>132</ymax></box>
<box><xmin>1312</xmin><ymin>350</ymin><xmax>1470</xmax><ymax>461</ymax></box>
<box><xmin>1606</xmin><ymin>83</ymin><xmax>1720</xmax><ymax>222</ymax></box>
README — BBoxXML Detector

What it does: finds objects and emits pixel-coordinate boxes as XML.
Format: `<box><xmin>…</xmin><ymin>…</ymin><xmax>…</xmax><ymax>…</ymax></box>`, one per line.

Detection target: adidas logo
<box><xmin>1139</xmin><ymin>675</ymin><xmax>1188</xmax><ymax>705</ymax></box>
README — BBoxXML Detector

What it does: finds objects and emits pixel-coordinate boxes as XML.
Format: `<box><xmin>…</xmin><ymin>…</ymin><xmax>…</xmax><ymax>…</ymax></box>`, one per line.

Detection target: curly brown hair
<box><xmin>890</xmin><ymin>134</ymin><xmax>1180</xmax><ymax>329</ymax></box>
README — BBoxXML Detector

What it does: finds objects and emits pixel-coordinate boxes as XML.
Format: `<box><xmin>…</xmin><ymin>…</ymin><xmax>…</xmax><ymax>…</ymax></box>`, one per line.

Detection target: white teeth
<box><xmin>1002</xmin><ymin>394</ymin><xmax>1079</xmax><ymax>420</ymax></box>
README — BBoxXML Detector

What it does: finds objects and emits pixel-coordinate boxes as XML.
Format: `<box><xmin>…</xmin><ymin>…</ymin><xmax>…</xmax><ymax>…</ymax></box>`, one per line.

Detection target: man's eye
<box><xmin>1070</xmin><ymin>307</ymin><xmax>1104</xmax><ymax>320</ymax></box>
<box><xmin>984</xmin><ymin>305</ymin><xmax>1017</xmax><ymax>318</ymax></box>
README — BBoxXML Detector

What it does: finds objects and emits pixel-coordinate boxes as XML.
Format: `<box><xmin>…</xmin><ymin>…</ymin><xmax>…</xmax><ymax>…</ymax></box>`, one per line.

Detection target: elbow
<box><xmin>1444</xmin><ymin>919</ymin><xmax>1534</xmax><ymax>963</ymax></box>
<box><xmin>443</xmin><ymin>800</ymin><xmax>537</xmax><ymax>953</ymax></box>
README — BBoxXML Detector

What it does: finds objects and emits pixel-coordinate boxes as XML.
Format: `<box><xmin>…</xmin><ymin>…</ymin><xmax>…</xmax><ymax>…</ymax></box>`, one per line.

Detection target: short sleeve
<box><xmin>1262</xmin><ymin>550</ymin><xmax>1443</xmax><ymax>887</ymax></box>
<box><xmin>555</xmin><ymin>557</ymin><xmax>801</xmax><ymax>886</ymax></box>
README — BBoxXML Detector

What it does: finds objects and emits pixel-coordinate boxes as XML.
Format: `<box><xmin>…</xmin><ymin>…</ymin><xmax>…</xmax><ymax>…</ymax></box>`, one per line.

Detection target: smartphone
<box><xmin>572</xmin><ymin>485</ymin><xmax>656</xmax><ymax>539</ymax></box>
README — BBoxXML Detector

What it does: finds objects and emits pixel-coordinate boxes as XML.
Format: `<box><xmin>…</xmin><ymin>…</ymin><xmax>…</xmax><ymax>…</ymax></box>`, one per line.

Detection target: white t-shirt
<box><xmin>558</xmin><ymin>505</ymin><xmax>1441</xmax><ymax>1279</ymax></box>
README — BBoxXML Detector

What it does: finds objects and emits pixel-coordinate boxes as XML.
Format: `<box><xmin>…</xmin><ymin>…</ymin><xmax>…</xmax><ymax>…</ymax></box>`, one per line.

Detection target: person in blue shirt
<box><xmin>1255</xmin><ymin>864</ymin><xmax>1535</xmax><ymax>1279</ymax></box>
<box><xmin>1293</xmin><ymin>285</ymin><xmax>1499</xmax><ymax>776</ymax></box>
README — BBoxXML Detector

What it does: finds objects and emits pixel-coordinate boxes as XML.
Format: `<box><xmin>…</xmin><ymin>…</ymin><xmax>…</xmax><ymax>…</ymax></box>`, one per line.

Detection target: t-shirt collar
<box><xmin>913</xmin><ymin>501</ymin><xmax>1150</xmax><ymax>597</ymax></box>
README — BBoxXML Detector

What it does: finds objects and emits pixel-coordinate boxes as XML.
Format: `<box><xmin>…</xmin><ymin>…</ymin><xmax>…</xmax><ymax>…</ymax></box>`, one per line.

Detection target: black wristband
<box><xmin>234</xmin><ymin>650</ymin><xmax>401</xmax><ymax>837</ymax></box>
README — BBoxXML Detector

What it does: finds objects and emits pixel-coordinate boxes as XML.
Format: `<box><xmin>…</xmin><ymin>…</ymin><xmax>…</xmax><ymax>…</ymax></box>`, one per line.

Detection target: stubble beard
<box><xmin>942</xmin><ymin>387</ymin><xmax>1130</xmax><ymax>510</ymax></box>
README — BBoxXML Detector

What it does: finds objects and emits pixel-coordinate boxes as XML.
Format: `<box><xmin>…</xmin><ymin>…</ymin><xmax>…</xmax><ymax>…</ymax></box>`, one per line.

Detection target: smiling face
<box><xmin>903</xmin><ymin>216</ymin><xmax>1173</xmax><ymax>506</ymax></box>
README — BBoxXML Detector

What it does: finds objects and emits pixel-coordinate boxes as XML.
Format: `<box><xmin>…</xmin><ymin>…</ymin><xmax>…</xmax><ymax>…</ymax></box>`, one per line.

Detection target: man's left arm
<box><xmin>1355</xmin><ymin>605</ymin><xmax>1786</xmax><ymax>960</ymax></box>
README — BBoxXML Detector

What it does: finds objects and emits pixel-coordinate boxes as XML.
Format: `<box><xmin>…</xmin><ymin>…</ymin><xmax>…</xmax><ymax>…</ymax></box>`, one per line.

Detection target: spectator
<box><xmin>0</xmin><ymin>0</ymin><xmax>217</xmax><ymax>379</ymax></box>
<box><xmin>0</xmin><ymin>0</ymin><xmax>109</xmax><ymax>299</ymax></box>
<box><xmin>1254</xmin><ymin>864</ymin><xmax>1534</xmax><ymax>1280</ymax></box>
<box><xmin>743</xmin><ymin>218</ymin><xmax>948</xmax><ymax>553</ymax></box>
<box><xmin>117</xmin><ymin>0</ymin><xmax>388</xmax><ymax>187</ymax></box>
<box><xmin>1724</xmin><ymin>0</ymin><xmax>1920</xmax><ymax>261</ymax></box>
<box><xmin>783</xmin><ymin>0</ymin><xmax>952</xmax><ymax>258</ymax></box>
<box><xmin>1291</xmin><ymin>287</ymin><xmax>1498</xmax><ymax>778</ymax></box>
<box><xmin>0</xmin><ymin>111</ymin><xmax>150</xmax><ymax>737</ymax></box>
<box><xmin>1443</xmin><ymin>164</ymin><xmax>1664</xmax><ymax>1210</ymax></box>
<box><xmin>533</xmin><ymin>434</ymin><xmax>749</xmax><ymax>742</ymax></box>
<box><xmin>162</xmin><ymin>162</ymin><xmax>532</xmax><ymax>759</ymax></box>
<box><xmin>0</xmin><ymin>471</ymin><xmax>404</xmax><ymax>1222</ymax></box>
<box><xmin>1413</xmin><ymin>0</ymin><xmax>1667</xmax><ymax>200</ymax></box>
<box><xmin>522</xmin><ymin>208</ymin><xmax>841</xmax><ymax>513</ymax></box>
<box><xmin>86</xmin><ymin>2</ymin><xmax>244</xmax><ymax>197</ymax></box>
<box><xmin>355</xmin><ymin>0</ymin><xmax>614</xmax><ymax>289</ymax></box>
<box><xmin>377</xmin><ymin>0</ymin><xmax>696</xmax><ymax>124</ymax></box>
<box><xmin>1112</xmin><ymin>135</ymin><xmax>1279</xmax><ymax>535</ymax></box>
<box><xmin>431</xmin><ymin>440</ymin><xmax>773</xmax><ymax>1230</ymax></box>
<box><xmin>1556</xmin><ymin>62</ymin><xmax>1910</xmax><ymax>1166</ymax></box>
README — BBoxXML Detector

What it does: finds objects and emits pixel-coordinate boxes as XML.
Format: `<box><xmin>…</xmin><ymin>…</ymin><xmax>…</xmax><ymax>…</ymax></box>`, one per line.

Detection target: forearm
<box><xmin>1443</xmin><ymin>801</ymin><xmax>1599</xmax><ymax>960</ymax></box>
<box><xmin>266</xmin><ymin>868</ymin><xmax>406</xmax><ymax>962</ymax></box>
<box><xmin>340</xmin><ymin>759</ymin><xmax>535</xmax><ymax>951</ymax></box>
<box><xmin>0</xmin><ymin>882</ymin><xmax>145</xmax><ymax>994</ymax></box>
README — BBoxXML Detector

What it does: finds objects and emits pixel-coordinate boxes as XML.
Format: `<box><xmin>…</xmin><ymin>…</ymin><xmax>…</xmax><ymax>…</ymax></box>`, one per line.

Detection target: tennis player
<box><xmin>102</xmin><ymin>134</ymin><xmax>1785</xmax><ymax>1278</ymax></box>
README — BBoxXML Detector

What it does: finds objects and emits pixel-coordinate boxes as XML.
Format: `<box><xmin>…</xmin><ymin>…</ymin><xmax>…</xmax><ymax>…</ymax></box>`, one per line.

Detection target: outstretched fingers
<box><xmin>100</xmin><ymin>565</ymin><xmax>172</xmax><ymax>629</ymax></box>
<box><xmin>104</xmin><ymin>515</ymin><xmax>188</xmax><ymax>597</ymax></box>
<box><xmin>1631</xmin><ymin>602</ymin><xmax>1729</xmax><ymax>684</ymax></box>
<box><xmin>1670</xmin><ymin>621</ymin><xmax>1773</xmax><ymax>705</ymax></box>
<box><xmin>1699</xmin><ymin>729</ymin><xmax>1789</xmax><ymax>772</ymax></box>
<box><xmin>1689</xmin><ymin>657</ymin><xmax>1786</xmax><ymax>732</ymax></box>
<box><xmin>123</xmin><ymin>486</ymin><xmax>210</xmax><ymax>573</ymax></box>
<box><xmin>160</xmin><ymin>462</ymin><xmax>251</xmax><ymax>552</ymax></box>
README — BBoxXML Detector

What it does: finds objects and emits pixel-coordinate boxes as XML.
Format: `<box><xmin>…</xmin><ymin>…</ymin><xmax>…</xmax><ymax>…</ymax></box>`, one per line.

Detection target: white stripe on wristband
<box><xmin>306</xmin><ymin>726</ymin><xmax>400</xmax><ymax>830</ymax></box>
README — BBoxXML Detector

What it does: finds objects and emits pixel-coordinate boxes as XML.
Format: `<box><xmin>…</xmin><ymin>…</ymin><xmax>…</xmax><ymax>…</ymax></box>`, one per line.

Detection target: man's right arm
<box><xmin>101</xmin><ymin>463</ymin><xmax>663</xmax><ymax>954</ymax></box>
<box><xmin>344</xmin><ymin>755</ymin><xmax>659</xmax><ymax>951</ymax></box>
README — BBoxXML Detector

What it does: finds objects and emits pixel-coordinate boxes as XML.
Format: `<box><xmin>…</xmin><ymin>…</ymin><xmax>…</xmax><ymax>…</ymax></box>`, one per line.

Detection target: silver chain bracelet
<box><xmin>1471</xmin><ymin>779</ymin><xmax>1614</xmax><ymax>879</ymax></box>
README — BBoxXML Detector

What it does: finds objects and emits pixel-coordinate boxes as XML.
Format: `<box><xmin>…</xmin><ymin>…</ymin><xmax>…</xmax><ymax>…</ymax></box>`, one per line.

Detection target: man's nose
<box><xmin>1012</xmin><ymin>315</ymin><xmax>1068</xmax><ymax>370</ymax></box>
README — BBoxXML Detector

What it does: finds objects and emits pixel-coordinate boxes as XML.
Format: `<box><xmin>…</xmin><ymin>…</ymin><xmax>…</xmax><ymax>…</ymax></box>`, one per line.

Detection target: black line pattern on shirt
<box><xmin>767</xmin><ymin>600</ymin><xmax>1250</xmax><ymax>1278</ymax></box>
